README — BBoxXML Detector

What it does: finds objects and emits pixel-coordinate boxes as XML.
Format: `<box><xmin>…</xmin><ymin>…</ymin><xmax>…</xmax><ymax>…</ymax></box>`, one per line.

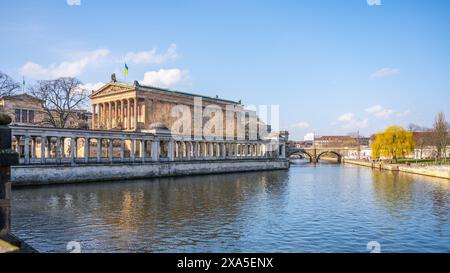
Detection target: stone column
<box><xmin>99</xmin><ymin>104</ymin><xmax>103</xmax><ymax>129</ymax></box>
<box><xmin>141</xmin><ymin>140</ymin><xmax>146</xmax><ymax>163</ymax></box>
<box><xmin>193</xmin><ymin>142</ymin><xmax>198</xmax><ymax>160</ymax></box>
<box><xmin>199</xmin><ymin>142</ymin><xmax>204</xmax><ymax>160</ymax></box>
<box><xmin>178</xmin><ymin>142</ymin><xmax>183</xmax><ymax>161</ymax></box>
<box><xmin>40</xmin><ymin>136</ymin><xmax>46</xmax><ymax>164</ymax></box>
<box><xmin>220</xmin><ymin>143</ymin><xmax>225</xmax><ymax>159</ymax></box>
<box><xmin>215</xmin><ymin>143</ymin><xmax>218</xmax><ymax>159</ymax></box>
<box><xmin>92</xmin><ymin>104</ymin><xmax>96</xmax><ymax>129</ymax></box>
<box><xmin>107</xmin><ymin>102</ymin><xmax>111</xmax><ymax>130</ymax></box>
<box><xmin>23</xmin><ymin>135</ymin><xmax>30</xmax><ymax>165</ymax></box>
<box><xmin>152</xmin><ymin>140</ymin><xmax>160</xmax><ymax>161</ymax></box>
<box><xmin>168</xmin><ymin>140</ymin><xmax>175</xmax><ymax>161</ymax></box>
<box><xmin>96</xmin><ymin>138</ymin><xmax>102</xmax><ymax>163</ymax></box>
<box><xmin>103</xmin><ymin>103</ymin><xmax>107</xmax><ymax>128</ymax></box>
<box><xmin>70</xmin><ymin>137</ymin><xmax>76</xmax><ymax>164</ymax></box>
<box><xmin>120</xmin><ymin>139</ymin><xmax>125</xmax><ymax>162</ymax></box>
<box><xmin>131</xmin><ymin>139</ymin><xmax>136</xmax><ymax>162</ymax></box>
<box><xmin>31</xmin><ymin>138</ymin><xmax>36</xmax><ymax>159</ymax></box>
<box><xmin>14</xmin><ymin>136</ymin><xmax>21</xmax><ymax>158</ymax></box>
<box><xmin>127</xmin><ymin>99</ymin><xmax>132</xmax><ymax>130</ymax></box>
<box><xmin>204</xmin><ymin>142</ymin><xmax>209</xmax><ymax>160</ymax></box>
<box><xmin>120</xmin><ymin>100</ymin><xmax>125</xmax><ymax>130</ymax></box>
<box><xmin>108</xmin><ymin>139</ymin><xmax>113</xmax><ymax>163</ymax></box>
<box><xmin>56</xmin><ymin>137</ymin><xmax>62</xmax><ymax>164</ymax></box>
<box><xmin>98</xmin><ymin>104</ymin><xmax>102</xmax><ymax>128</ymax></box>
<box><xmin>281</xmin><ymin>143</ymin><xmax>286</xmax><ymax>159</ymax></box>
<box><xmin>209</xmin><ymin>143</ymin><xmax>214</xmax><ymax>160</ymax></box>
<box><xmin>113</xmin><ymin>101</ymin><xmax>117</xmax><ymax>128</ymax></box>
<box><xmin>46</xmin><ymin>137</ymin><xmax>51</xmax><ymax>158</ymax></box>
<box><xmin>116</xmin><ymin>101</ymin><xmax>120</xmax><ymax>128</ymax></box>
<box><xmin>84</xmin><ymin>138</ymin><xmax>90</xmax><ymax>163</ymax></box>
<box><xmin>234</xmin><ymin>144</ymin><xmax>238</xmax><ymax>159</ymax></box>
<box><xmin>186</xmin><ymin>142</ymin><xmax>192</xmax><ymax>160</ymax></box>
<box><xmin>133</xmin><ymin>98</ymin><xmax>138</xmax><ymax>131</ymax></box>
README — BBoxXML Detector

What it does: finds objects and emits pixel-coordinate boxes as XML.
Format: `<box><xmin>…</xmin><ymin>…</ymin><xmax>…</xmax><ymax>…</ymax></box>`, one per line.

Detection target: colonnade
<box><xmin>92</xmin><ymin>97</ymin><xmax>143</xmax><ymax>131</ymax></box>
<box><xmin>11</xmin><ymin>126</ymin><xmax>286</xmax><ymax>165</ymax></box>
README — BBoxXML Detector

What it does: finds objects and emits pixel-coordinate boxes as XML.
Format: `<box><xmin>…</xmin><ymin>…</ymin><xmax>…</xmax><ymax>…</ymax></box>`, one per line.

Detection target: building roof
<box><xmin>0</xmin><ymin>93</ymin><xmax>42</xmax><ymax>102</ymax></box>
<box><xmin>316</xmin><ymin>136</ymin><xmax>354</xmax><ymax>141</ymax></box>
<box><xmin>90</xmin><ymin>81</ymin><xmax>241</xmax><ymax>105</ymax></box>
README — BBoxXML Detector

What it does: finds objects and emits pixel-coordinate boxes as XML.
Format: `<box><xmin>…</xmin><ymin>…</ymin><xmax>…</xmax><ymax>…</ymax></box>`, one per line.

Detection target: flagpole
<box><xmin>22</xmin><ymin>76</ymin><xmax>26</xmax><ymax>94</ymax></box>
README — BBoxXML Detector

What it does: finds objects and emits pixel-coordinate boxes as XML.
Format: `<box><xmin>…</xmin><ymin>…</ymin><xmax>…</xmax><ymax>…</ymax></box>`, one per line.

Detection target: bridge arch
<box><xmin>289</xmin><ymin>150</ymin><xmax>314</xmax><ymax>163</ymax></box>
<box><xmin>316</xmin><ymin>151</ymin><xmax>343</xmax><ymax>163</ymax></box>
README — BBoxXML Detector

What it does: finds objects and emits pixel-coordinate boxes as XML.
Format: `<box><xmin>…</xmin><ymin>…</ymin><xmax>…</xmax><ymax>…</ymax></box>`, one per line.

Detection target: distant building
<box><xmin>288</xmin><ymin>140</ymin><xmax>313</xmax><ymax>149</ymax></box>
<box><xmin>0</xmin><ymin>93</ymin><xmax>92</xmax><ymax>129</ymax></box>
<box><xmin>315</xmin><ymin>136</ymin><xmax>358</xmax><ymax>148</ymax></box>
<box><xmin>0</xmin><ymin>94</ymin><xmax>44</xmax><ymax>126</ymax></box>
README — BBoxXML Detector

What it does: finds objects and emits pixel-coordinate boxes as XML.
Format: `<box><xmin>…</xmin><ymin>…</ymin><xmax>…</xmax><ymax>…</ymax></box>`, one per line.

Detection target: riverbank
<box><xmin>344</xmin><ymin>159</ymin><xmax>450</xmax><ymax>179</ymax></box>
<box><xmin>11</xmin><ymin>159</ymin><xmax>289</xmax><ymax>187</ymax></box>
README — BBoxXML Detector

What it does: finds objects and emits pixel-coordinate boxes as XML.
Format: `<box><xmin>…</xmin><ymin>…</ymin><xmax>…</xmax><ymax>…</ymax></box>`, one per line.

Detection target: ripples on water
<box><xmin>11</xmin><ymin>163</ymin><xmax>450</xmax><ymax>253</ymax></box>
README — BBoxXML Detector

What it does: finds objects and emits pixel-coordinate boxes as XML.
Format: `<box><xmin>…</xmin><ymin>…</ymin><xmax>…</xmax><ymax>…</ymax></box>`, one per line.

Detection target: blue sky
<box><xmin>1</xmin><ymin>0</ymin><xmax>449</xmax><ymax>140</ymax></box>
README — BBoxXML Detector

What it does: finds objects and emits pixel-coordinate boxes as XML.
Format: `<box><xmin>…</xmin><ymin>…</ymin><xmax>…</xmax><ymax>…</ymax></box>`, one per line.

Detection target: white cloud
<box><xmin>367</xmin><ymin>0</ymin><xmax>381</xmax><ymax>6</ymax></box>
<box><xmin>125</xmin><ymin>44</ymin><xmax>178</xmax><ymax>65</ymax></box>
<box><xmin>343</xmin><ymin>118</ymin><xmax>369</xmax><ymax>129</ymax></box>
<box><xmin>291</xmin><ymin>122</ymin><xmax>310</xmax><ymax>129</ymax></box>
<box><xmin>337</xmin><ymin>113</ymin><xmax>368</xmax><ymax>129</ymax></box>
<box><xmin>20</xmin><ymin>49</ymin><xmax>110</xmax><ymax>79</ymax></box>
<box><xmin>370</xmin><ymin>67</ymin><xmax>400</xmax><ymax>79</ymax></box>
<box><xmin>365</xmin><ymin>105</ymin><xmax>395</xmax><ymax>118</ymax></box>
<box><xmin>141</xmin><ymin>68</ymin><xmax>189</xmax><ymax>88</ymax></box>
<box><xmin>337</xmin><ymin>113</ymin><xmax>354</xmax><ymax>122</ymax></box>
<box><xmin>67</xmin><ymin>0</ymin><xmax>81</xmax><ymax>6</ymax></box>
<box><xmin>396</xmin><ymin>110</ymin><xmax>411</xmax><ymax>118</ymax></box>
<box><xmin>79</xmin><ymin>82</ymin><xmax>105</xmax><ymax>92</ymax></box>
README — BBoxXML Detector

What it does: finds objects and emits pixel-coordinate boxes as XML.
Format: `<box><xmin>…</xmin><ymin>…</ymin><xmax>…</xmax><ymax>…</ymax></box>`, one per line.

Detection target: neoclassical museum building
<box><xmin>90</xmin><ymin>76</ymin><xmax>266</xmax><ymax>140</ymax></box>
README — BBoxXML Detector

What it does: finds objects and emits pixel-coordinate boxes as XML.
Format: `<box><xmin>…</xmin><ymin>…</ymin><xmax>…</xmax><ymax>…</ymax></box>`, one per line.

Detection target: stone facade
<box><xmin>90</xmin><ymin>81</ymin><xmax>266</xmax><ymax>140</ymax></box>
<box><xmin>12</xmin><ymin>160</ymin><xmax>289</xmax><ymax>186</ymax></box>
<box><xmin>0</xmin><ymin>93</ymin><xmax>92</xmax><ymax>129</ymax></box>
<box><xmin>0</xmin><ymin>94</ymin><xmax>45</xmax><ymax>126</ymax></box>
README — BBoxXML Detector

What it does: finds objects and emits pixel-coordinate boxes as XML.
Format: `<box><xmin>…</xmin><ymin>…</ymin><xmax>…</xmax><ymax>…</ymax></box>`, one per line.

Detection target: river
<box><xmin>10</xmin><ymin>162</ymin><xmax>450</xmax><ymax>253</ymax></box>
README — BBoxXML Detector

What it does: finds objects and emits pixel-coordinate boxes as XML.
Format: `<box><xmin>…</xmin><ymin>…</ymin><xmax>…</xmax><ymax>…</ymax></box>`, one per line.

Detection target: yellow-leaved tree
<box><xmin>371</xmin><ymin>126</ymin><xmax>416</xmax><ymax>163</ymax></box>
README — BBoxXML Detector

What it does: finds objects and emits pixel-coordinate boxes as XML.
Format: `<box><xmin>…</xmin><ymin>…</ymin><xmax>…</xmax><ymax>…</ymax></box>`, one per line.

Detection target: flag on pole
<box><xmin>124</xmin><ymin>63</ymin><xmax>129</xmax><ymax>76</ymax></box>
<box><xmin>22</xmin><ymin>77</ymin><xmax>26</xmax><ymax>93</ymax></box>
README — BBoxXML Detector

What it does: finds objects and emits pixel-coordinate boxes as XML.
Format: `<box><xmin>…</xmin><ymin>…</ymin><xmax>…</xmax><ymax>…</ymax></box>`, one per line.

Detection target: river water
<box><xmin>11</xmin><ymin>162</ymin><xmax>450</xmax><ymax>253</ymax></box>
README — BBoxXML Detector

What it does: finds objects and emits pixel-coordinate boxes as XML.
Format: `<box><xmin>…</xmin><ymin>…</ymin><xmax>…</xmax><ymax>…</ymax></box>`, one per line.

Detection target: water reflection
<box><xmin>371</xmin><ymin>171</ymin><xmax>415</xmax><ymax>216</ymax></box>
<box><xmin>11</xmin><ymin>166</ymin><xmax>450</xmax><ymax>253</ymax></box>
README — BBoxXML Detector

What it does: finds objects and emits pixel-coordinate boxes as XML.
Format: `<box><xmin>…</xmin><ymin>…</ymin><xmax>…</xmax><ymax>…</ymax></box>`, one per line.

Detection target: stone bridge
<box><xmin>287</xmin><ymin>147</ymin><xmax>357</xmax><ymax>163</ymax></box>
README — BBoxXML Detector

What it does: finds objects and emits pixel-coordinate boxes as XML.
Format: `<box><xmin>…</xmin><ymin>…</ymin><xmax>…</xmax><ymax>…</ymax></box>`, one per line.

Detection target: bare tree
<box><xmin>407</xmin><ymin>123</ymin><xmax>431</xmax><ymax>132</ymax></box>
<box><xmin>432</xmin><ymin>112</ymin><xmax>449</xmax><ymax>162</ymax></box>
<box><xmin>30</xmin><ymin>77</ymin><xmax>88</xmax><ymax>128</ymax></box>
<box><xmin>0</xmin><ymin>71</ymin><xmax>20</xmax><ymax>97</ymax></box>
<box><xmin>413</xmin><ymin>132</ymin><xmax>433</xmax><ymax>159</ymax></box>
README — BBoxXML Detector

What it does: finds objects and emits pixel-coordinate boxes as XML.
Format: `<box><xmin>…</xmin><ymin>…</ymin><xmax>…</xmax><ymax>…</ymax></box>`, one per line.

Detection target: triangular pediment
<box><xmin>89</xmin><ymin>82</ymin><xmax>135</xmax><ymax>98</ymax></box>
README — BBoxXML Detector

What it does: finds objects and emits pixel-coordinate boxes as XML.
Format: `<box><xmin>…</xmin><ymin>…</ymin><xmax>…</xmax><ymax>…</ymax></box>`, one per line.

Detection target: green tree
<box><xmin>371</xmin><ymin>126</ymin><xmax>416</xmax><ymax>163</ymax></box>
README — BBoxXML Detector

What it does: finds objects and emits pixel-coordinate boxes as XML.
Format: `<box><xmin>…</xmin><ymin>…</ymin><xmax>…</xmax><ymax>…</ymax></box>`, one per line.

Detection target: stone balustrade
<box><xmin>11</xmin><ymin>126</ymin><xmax>286</xmax><ymax>166</ymax></box>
